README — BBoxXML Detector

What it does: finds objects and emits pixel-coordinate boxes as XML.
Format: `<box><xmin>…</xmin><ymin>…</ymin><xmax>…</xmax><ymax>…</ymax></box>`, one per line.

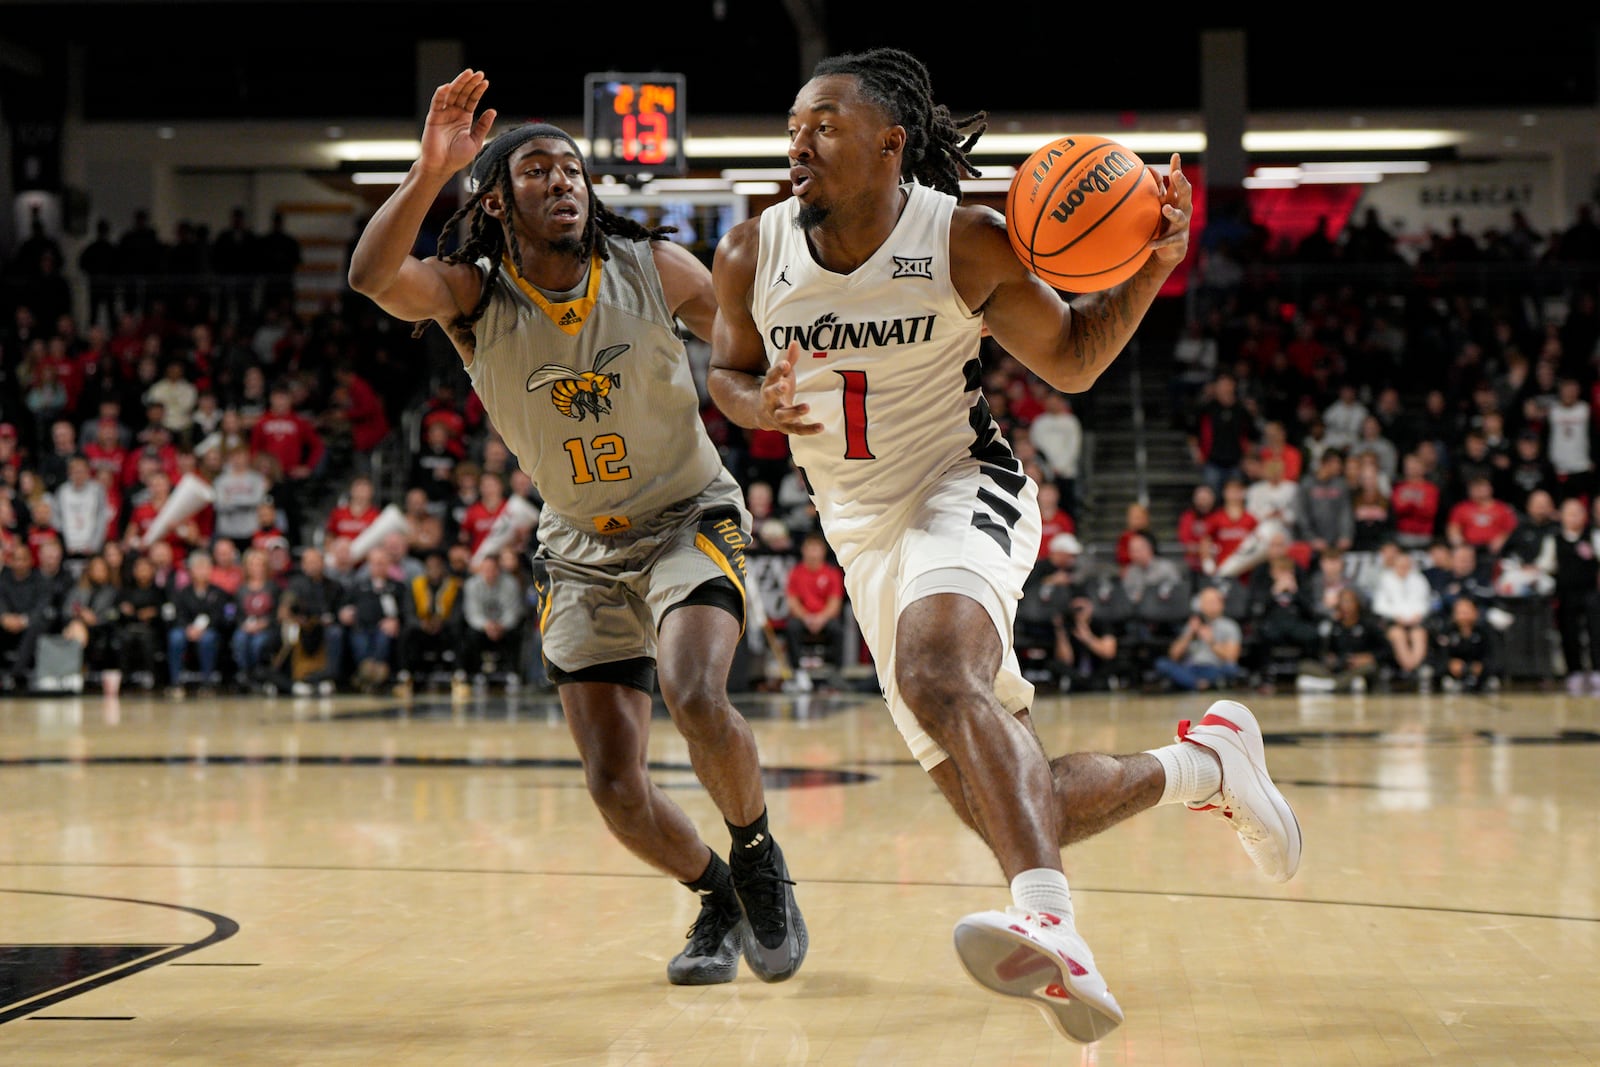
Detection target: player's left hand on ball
<box><xmin>1149</xmin><ymin>153</ymin><xmax>1193</xmax><ymax>266</ymax></box>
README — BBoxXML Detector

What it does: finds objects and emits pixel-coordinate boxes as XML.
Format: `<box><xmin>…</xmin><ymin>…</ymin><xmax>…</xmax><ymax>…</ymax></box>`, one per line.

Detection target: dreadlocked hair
<box><xmin>812</xmin><ymin>47</ymin><xmax>987</xmax><ymax>200</ymax></box>
<box><xmin>410</xmin><ymin>149</ymin><xmax>676</xmax><ymax>340</ymax></box>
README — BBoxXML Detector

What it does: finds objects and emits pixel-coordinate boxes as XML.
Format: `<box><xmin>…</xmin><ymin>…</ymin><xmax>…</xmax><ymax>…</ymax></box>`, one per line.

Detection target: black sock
<box><xmin>727</xmin><ymin>808</ymin><xmax>772</xmax><ymax>861</ymax></box>
<box><xmin>683</xmin><ymin>848</ymin><xmax>737</xmax><ymax>904</ymax></box>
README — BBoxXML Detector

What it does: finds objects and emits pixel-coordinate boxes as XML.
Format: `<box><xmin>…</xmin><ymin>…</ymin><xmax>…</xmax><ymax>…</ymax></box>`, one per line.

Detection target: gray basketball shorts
<box><xmin>530</xmin><ymin>474</ymin><xmax>752</xmax><ymax>674</ymax></box>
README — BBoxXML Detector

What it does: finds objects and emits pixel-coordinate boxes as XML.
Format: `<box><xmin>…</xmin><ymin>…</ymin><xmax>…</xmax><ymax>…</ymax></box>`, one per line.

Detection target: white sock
<box><xmin>1010</xmin><ymin>868</ymin><xmax>1073</xmax><ymax>925</ymax></box>
<box><xmin>1147</xmin><ymin>742</ymin><xmax>1223</xmax><ymax>805</ymax></box>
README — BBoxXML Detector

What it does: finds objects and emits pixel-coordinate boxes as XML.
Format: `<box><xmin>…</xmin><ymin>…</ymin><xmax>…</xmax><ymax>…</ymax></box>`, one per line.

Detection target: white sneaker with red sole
<box><xmin>952</xmin><ymin>907</ymin><xmax>1124</xmax><ymax>1044</ymax></box>
<box><xmin>1178</xmin><ymin>699</ymin><xmax>1303</xmax><ymax>882</ymax></box>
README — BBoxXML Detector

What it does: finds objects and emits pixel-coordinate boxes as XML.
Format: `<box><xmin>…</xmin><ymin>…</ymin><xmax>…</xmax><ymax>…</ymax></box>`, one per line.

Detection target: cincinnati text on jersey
<box><xmin>766</xmin><ymin>313</ymin><xmax>938</xmax><ymax>354</ymax></box>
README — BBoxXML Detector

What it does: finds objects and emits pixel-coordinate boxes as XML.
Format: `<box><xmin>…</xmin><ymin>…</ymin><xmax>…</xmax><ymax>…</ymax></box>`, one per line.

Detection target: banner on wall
<box><xmin>1346</xmin><ymin>161</ymin><xmax>1551</xmax><ymax>259</ymax></box>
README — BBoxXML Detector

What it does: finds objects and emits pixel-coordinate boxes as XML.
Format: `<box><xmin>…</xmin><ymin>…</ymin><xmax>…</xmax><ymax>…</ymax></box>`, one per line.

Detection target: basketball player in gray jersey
<box><xmin>349</xmin><ymin>69</ymin><xmax>806</xmax><ymax>987</ymax></box>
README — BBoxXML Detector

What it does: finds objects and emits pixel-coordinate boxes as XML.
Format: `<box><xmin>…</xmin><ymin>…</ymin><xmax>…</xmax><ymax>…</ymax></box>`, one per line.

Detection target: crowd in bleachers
<box><xmin>2</xmin><ymin>198</ymin><xmax>1600</xmax><ymax>699</ymax></box>
<box><xmin>1010</xmin><ymin>200</ymin><xmax>1600</xmax><ymax>697</ymax></box>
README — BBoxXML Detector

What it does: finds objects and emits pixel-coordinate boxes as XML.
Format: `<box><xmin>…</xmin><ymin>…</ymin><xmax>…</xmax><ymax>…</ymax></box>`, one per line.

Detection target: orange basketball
<box><xmin>1006</xmin><ymin>134</ymin><xmax>1164</xmax><ymax>293</ymax></box>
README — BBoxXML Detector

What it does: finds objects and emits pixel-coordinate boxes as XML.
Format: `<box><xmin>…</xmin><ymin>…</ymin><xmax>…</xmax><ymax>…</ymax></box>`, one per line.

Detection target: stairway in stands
<box><xmin>1073</xmin><ymin>296</ymin><xmax>1193</xmax><ymax>570</ymax></box>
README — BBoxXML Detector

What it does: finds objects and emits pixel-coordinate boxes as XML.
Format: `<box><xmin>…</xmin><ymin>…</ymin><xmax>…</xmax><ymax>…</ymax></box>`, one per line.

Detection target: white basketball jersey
<box><xmin>750</xmin><ymin>183</ymin><xmax>1026</xmax><ymax>546</ymax></box>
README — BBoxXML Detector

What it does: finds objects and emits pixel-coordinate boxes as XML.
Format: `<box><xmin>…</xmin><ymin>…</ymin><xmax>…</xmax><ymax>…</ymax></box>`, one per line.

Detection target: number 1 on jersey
<box><xmin>835</xmin><ymin>369</ymin><xmax>875</xmax><ymax>460</ymax></box>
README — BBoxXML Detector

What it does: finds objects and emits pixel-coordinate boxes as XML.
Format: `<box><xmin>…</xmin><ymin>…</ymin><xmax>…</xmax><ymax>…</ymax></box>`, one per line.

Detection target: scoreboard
<box><xmin>584</xmin><ymin>72</ymin><xmax>688</xmax><ymax>178</ymax></box>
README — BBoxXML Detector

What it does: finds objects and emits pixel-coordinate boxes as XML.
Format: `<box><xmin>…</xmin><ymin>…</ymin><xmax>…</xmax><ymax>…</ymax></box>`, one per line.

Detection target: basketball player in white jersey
<box><xmin>709</xmin><ymin>48</ymin><xmax>1301</xmax><ymax>1043</ymax></box>
<box><xmin>348</xmin><ymin>69</ymin><xmax>806</xmax><ymax>987</ymax></box>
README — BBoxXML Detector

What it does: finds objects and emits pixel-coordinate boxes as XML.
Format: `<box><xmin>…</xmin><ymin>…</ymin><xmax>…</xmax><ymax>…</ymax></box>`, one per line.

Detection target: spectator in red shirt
<box><xmin>119</xmin><ymin>422</ymin><xmax>181</xmax><ymax>492</ymax></box>
<box><xmin>250</xmin><ymin>382</ymin><xmax>325</xmax><ymax>540</ymax></box>
<box><xmin>325</xmin><ymin>475</ymin><xmax>382</xmax><ymax>544</ymax></box>
<box><xmin>250</xmin><ymin>500</ymin><xmax>290</xmax><ymax>562</ymax></box>
<box><xmin>1203</xmin><ymin>477</ymin><xmax>1259</xmax><ymax>575</ymax></box>
<box><xmin>1446</xmin><ymin>475</ymin><xmax>1519</xmax><ymax>555</ymax></box>
<box><xmin>124</xmin><ymin>470</ymin><xmax>207</xmax><ymax>558</ymax></box>
<box><xmin>83</xmin><ymin>417</ymin><xmax>128</xmax><ymax>484</ymax></box>
<box><xmin>1176</xmin><ymin>483</ymin><xmax>1218</xmax><ymax>574</ymax></box>
<box><xmin>250</xmin><ymin>383</ymin><xmax>325</xmax><ymax>480</ymax></box>
<box><xmin>329</xmin><ymin>362</ymin><xmax>392</xmax><ymax>456</ymax></box>
<box><xmin>1254</xmin><ymin>420</ymin><xmax>1303</xmax><ymax>484</ymax></box>
<box><xmin>458</xmin><ymin>470</ymin><xmax>508</xmax><ymax>558</ymax></box>
<box><xmin>1035</xmin><ymin>481</ymin><xmax>1076</xmax><ymax>561</ymax></box>
<box><xmin>209</xmin><ymin>536</ymin><xmax>245</xmax><ymax>597</ymax></box>
<box><xmin>783</xmin><ymin>531</ymin><xmax>846</xmax><ymax>678</ymax></box>
<box><xmin>745</xmin><ymin>425</ymin><xmax>792</xmax><ymax>497</ymax></box>
<box><xmin>1390</xmin><ymin>451</ymin><xmax>1442</xmax><ymax>550</ymax></box>
<box><xmin>25</xmin><ymin>498</ymin><xmax>62</xmax><ymax>566</ymax></box>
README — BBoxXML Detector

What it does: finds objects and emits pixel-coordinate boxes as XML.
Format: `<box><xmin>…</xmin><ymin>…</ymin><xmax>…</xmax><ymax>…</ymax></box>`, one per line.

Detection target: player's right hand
<box><xmin>761</xmin><ymin>341</ymin><xmax>823</xmax><ymax>436</ymax></box>
<box><xmin>421</xmin><ymin>68</ymin><xmax>497</xmax><ymax>177</ymax></box>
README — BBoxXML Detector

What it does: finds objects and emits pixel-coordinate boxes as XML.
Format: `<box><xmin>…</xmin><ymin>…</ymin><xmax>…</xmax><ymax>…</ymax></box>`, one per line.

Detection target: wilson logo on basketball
<box><xmin>1049</xmin><ymin>151</ymin><xmax>1142</xmax><ymax>223</ymax></box>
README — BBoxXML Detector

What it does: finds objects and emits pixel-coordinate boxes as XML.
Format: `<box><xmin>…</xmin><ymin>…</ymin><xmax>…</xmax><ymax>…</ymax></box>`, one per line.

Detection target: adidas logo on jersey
<box><xmin>558</xmin><ymin>308</ymin><xmax>583</xmax><ymax>326</ymax></box>
<box><xmin>594</xmin><ymin>515</ymin><xmax>632</xmax><ymax>534</ymax></box>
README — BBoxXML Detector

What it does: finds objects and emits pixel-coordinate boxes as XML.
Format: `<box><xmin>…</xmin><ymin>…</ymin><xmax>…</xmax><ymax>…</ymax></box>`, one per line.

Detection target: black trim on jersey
<box><xmin>977</xmin><ymin>487</ymin><xmax>1021</xmax><ymax>529</ymax></box>
<box><xmin>966</xmin><ymin>398</ymin><xmax>1026</xmax><ymax>496</ymax></box>
<box><xmin>962</xmin><ymin>358</ymin><xmax>984</xmax><ymax>393</ymax></box>
<box><xmin>971</xmin><ymin>512</ymin><xmax>1012</xmax><ymax>554</ymax></box>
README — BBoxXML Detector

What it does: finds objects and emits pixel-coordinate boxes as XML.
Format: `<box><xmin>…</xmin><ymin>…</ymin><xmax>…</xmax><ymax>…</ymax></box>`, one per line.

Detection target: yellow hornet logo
<box><xmin>525</xmin><ymin>344</ymin><xmax>629</xmax><ymax>420</ymax></box>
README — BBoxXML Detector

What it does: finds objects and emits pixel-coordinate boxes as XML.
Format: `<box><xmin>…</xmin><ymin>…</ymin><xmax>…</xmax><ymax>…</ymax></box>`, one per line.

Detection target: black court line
<box><xmin>0</xmin><ymin>754</ymin><xmax>875</xmax><ymax>788</ymax></box>
<box><xmin>31</xmin><ymin>1016</ymin><xmax>134</xmax><ymax>1021</ymax></box>
<box><xmin>3</xmin><ymin>861</ymin><xmax>1594</xmax><ymax>926</ymax></box>
<box><xmin>0</xmin><ymin>889</ymin><xmax>237</xmax><ymax>1026</ymax></box>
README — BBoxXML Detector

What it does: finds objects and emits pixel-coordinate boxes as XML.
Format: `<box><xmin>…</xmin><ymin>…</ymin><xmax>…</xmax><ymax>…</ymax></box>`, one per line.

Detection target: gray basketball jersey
<box><xmin>466</xmin><ymin>235</ymin><xmax>724</xmax><ymax>536</ymax></box>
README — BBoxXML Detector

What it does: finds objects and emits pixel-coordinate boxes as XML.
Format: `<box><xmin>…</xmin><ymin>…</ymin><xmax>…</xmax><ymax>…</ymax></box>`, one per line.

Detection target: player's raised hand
<box><xmin>761</xmin><ymin>342</ymin><xmax>823</xmax><ymax>435</ymax></box>
<box><xmin>1148</xmin><ymin>153</ymin><xmax>1193</xmax><ymax>267</ymax></box>
<box><xmin>420</xmin><ymin>68</ymin><xmax>496</xmax><ymax>177</ymax></box>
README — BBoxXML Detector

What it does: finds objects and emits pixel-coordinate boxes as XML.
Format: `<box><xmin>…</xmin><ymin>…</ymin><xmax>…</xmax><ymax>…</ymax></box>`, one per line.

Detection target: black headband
<box><xmin>469</xmin><ymin>123</ymin><xmax>585</xmax><ymax>189</ymax></box>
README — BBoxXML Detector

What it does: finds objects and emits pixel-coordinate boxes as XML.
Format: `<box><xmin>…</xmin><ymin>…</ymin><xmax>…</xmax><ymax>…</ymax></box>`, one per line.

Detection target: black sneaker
<box><xmin>667</xmin><ymin>892</ymin><xmax>743</xmax><ymax>986</ymax></box>
<box><xmin>730</xmin><ymin>840</ymin><xmax>808</xmax><ymax>982</ymax></box>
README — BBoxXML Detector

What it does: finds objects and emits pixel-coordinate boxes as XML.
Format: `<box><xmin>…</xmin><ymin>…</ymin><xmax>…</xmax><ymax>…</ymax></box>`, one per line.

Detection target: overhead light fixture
<box><xmin>958</xmin><ymin>179</ymin><xmax>1017</xmax><ymax>194</ymax></box>
<box><xmin>1244</xmin><ymin>129</ymin><xmax>1459</xmax><ymax>152</ymax></box>
<box><xmin>719</xmin><ymin>168</ymin><xmax>790</xmax><ymax>181</ymax></box>
<box><xmin>350</xmin><ymin>172</ymin><xmax>407</xmax><ymax>185</ymax></box>
<box><xmin>1297</xmin><ymin>170</ymin><xmax>1382</xmax><ymax>184</ymax></box>
<box><xmin>329</xmin><ymin>140</ymin><xmax>424</xmax><ymax>161</ymax></box>
<box><xmin>687</xmin><ymin>128</ymin><xmax>1458</xmax><ymax>163</ymax></box>
<box><xmin>1301</xmin><ymin>160</ymin><xmax>1431</xmax><ymax>174</ymax></box>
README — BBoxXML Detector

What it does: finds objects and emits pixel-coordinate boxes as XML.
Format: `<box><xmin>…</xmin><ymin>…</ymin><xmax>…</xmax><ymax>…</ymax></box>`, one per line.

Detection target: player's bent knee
<box><xmin>896</xmin><ymin>664</ymin><xmax>984</xmax><ymax>735</ymax></box>
<box><xmin>584</xmin><ymin>764</ymin><xmax>653</xmax><ymax>816</ymax></box>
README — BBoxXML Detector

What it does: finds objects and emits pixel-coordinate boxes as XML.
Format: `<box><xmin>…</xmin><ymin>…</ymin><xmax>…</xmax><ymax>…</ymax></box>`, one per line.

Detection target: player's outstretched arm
<box><xmin>348</xmin><ymin>68</ymin><xmax>496</xmax><ymax>327</ymax></box>
<box><xmin>971</xmin><ymin>153</ymin><xmax>1193</xmax><ymax>394</ymax></box>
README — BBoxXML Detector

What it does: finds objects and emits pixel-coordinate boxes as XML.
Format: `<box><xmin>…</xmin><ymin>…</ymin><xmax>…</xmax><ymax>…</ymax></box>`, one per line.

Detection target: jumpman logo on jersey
<box><xmin>772</xmin><ymin>266</ymin><xmax>792</xmax><ymax>288</ymax></box>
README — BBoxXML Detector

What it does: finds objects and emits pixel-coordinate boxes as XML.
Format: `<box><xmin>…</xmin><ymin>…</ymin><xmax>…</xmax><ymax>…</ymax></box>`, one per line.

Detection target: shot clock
<box><xmin>584</xmin><ymin>72</ymin><xmax>688</xmax><ymax>177</ymax></box>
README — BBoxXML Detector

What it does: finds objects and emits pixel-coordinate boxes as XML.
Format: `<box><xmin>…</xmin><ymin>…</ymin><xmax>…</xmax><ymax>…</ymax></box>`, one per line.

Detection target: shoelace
<box><xmin>683</xmin><ymin>896</ymin><xmax>740</xmax><ymax>956</ymax></box>
<box><xmin>733</xmin><ymin>849</ymin><xmax>795</xmax><ymax>942</ymax></box>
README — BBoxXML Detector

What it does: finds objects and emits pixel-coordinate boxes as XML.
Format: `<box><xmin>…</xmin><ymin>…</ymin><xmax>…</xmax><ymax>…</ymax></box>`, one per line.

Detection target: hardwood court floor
<box><xmin>0</xmin><ymin>681</ymin><xmax>1597</xmax><ymax>1066</ymax></box>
